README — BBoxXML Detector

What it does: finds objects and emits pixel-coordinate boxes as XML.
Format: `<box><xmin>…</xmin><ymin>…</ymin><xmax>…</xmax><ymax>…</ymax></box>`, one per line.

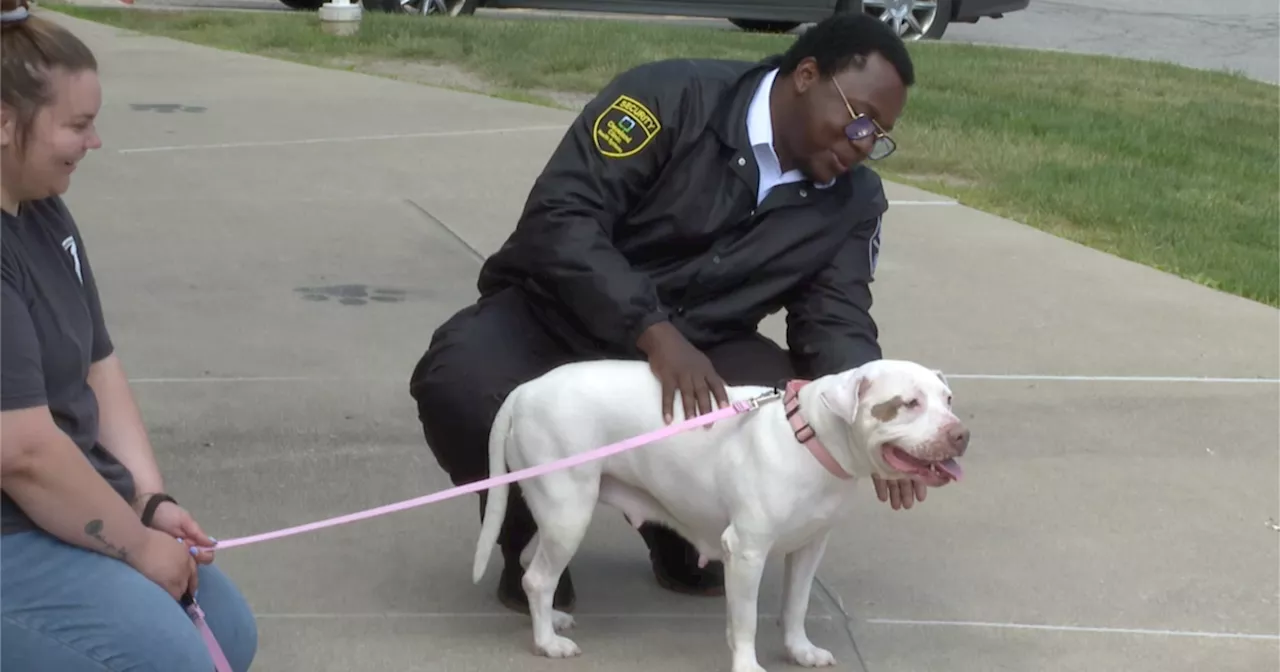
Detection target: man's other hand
<box><xmin>872</xmin><ymin>474</ymin><xmax>927</xmax><ymax>510</ymax></box>
<box><xmin>636</xmin><ymin>321</ymin><xmax>729</xmax><ymax>425</ymax></box>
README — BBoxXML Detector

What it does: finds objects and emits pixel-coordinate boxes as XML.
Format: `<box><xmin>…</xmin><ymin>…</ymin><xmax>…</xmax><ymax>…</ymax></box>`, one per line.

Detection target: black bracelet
<box><xmin>140</xmin><ymin>493</ymin><xmax>178</xmax><ymax>528</ymax></box>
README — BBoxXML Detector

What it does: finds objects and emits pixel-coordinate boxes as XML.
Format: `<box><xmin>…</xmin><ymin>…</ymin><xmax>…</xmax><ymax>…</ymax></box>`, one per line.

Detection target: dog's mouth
<box><xmin>880</xmin><ymin>445</ymin><xmax>963</xmax><ymax>487</ymax></box>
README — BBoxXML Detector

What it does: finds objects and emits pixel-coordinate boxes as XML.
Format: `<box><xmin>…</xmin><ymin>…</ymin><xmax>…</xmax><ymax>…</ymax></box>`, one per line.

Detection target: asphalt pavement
<box><xmin>109</xmin><ymin>0</ymin><xmax>1280</xmax><ymax>83</ymax></box>
<box><xmin>46</xmin><ymin>9</ymin><xmax>1280</xmax><ymax>672</ymax></box>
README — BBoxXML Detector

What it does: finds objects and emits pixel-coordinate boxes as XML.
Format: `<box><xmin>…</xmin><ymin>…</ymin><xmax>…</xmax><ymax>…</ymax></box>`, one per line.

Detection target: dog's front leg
<box><xmin>721</xmin><ymin>525</ymin><xmax>771</xmax><ymax>672</ymax></box>
<box><xmin>781</xmin><ymin>531</ymin><xmax>836</xmax><ymax>667</ymax></box>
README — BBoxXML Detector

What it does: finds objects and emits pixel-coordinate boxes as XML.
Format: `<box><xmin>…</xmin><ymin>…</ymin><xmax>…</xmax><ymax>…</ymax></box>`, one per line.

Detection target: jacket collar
<box><xmin>708</xmin><ymin>58</ymin><xmax>778</xmax><ymax>152</ymax></box>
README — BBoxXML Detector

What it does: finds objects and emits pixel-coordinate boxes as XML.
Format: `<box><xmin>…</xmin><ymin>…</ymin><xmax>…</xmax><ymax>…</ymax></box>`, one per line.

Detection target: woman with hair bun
<box><xmin>1</xmin><ymin>1</ymin><xmax>259</xmax><ymax>668</ymax></box>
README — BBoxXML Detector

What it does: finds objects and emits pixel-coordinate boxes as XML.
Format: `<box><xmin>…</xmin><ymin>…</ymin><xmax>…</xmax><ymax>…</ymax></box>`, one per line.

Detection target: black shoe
<box><xmin>496</xmin><ymin>562</ymin><xmax>576</xmax><ymax>614</ymax></box>
<box><xmin>640</xmin><ymin>523</ymin><xmax>725</xmax><ymax>596</ymax></box>
<box><xmin>651</xmin><ymin>553</ymin><xmax>725</xmax><ymax>596</ymax></box>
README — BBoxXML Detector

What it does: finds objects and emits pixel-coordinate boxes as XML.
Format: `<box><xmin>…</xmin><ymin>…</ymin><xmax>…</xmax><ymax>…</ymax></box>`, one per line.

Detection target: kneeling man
<box><xmin>409</xmin><ymin>13</ymin><xmax>924</xmax><ymax>614</ymax></box>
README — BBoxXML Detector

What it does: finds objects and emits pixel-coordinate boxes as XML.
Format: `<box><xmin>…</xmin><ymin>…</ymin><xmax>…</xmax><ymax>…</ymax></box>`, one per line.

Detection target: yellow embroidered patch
<box><xmin>592</xmin><ymin>95</ymin><xmax>661</xmax><ymax>158</ymax></box>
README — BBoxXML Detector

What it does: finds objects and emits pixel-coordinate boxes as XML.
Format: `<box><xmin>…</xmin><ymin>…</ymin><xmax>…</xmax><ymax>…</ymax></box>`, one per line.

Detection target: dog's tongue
<box><xmin>937</xmin><ymin>458</ymin><xmax>963</xmax><ymax>481</ymax></box>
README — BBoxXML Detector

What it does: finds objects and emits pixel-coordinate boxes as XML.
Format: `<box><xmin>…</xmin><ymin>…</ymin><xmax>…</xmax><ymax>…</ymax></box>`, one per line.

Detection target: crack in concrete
<box><xmin>813</xmin><ymin>574</ymin><xmax>873</xmax><ymax>672</ymax></box>
<box><xmin>404</xmin><ymin>198</ymin><xmax>487</xmax><ymax>265</ymax></box>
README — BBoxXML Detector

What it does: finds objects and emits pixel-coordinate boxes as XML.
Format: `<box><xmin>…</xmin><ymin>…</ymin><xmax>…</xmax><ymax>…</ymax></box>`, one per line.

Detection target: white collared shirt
<box><xmin>745</xmin><ymin>68</ymin><xmax>836</xmax><ymax>206</ymax></box>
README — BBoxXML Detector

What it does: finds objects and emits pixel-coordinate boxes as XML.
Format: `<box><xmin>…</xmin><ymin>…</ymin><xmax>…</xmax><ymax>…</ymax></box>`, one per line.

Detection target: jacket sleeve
<box><xmin>479</xmin><ymin>63</ymin><xmax>686</xmax><ymax>352</ymax></box>
<box><xmin>784</xmin><ymin>212</ymin><xmax>885</xmax><ymax>378</ymax></box>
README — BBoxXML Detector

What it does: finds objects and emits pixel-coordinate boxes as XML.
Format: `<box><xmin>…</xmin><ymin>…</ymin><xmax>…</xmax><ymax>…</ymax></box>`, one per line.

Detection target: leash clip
<box><xmin>738</xmin><ymin>389</ymin><xmax>783</xmax><ymax>411</ymax></box>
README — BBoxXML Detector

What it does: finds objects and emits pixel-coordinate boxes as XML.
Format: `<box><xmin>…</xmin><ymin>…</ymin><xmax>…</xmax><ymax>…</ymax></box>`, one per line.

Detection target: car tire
<box><xmin>922</xmin><ymin>0</ymin><xmax>952</xmax><ymax>40</ymax></box>
<box><xmin>364</xmin><ymin>0</ymin><xmax>480</xmax><ymax>13</ymax></box>
<box><xmin>278</xmin><ymin>0</ymin><xmax>326</xmax><ymax>9</ymax></box>
<box><xmin>728</xmin><ymin>18</ymin><xmax>802</xmax><ymax>33</ymax></box>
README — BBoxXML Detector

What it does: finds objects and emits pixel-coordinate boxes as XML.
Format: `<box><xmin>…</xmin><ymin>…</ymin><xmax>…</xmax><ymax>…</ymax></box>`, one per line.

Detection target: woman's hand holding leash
<box><xmin>130</xmin><ymin>528</ymin><xmax>200</xmax><ymax>600</ymax></box>
<box><xmin>136</xmin><ymin>492</ymin><xmax>218</xmax><ymax>564</ymax></box>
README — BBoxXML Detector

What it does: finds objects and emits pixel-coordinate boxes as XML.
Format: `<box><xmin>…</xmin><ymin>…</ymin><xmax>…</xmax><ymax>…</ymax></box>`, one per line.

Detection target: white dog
<box><xmin>471</xmin><ymin>358</ymin><xmax>969</xmax><ymax>672</ymax></box>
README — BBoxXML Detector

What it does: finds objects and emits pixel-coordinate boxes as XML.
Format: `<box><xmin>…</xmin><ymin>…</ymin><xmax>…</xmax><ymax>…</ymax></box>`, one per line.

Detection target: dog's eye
<box><xmin>946</xmin><ymin>395</ymin><xmax>952</xmax><ymax>406</ymax></box>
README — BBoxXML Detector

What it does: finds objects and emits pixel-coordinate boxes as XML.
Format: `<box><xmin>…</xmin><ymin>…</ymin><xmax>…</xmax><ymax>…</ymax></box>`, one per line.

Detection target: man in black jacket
<box><xmin>410</xmin><ymin>13</ymin><xmax>924</xmax><ymax>614</ymax></box>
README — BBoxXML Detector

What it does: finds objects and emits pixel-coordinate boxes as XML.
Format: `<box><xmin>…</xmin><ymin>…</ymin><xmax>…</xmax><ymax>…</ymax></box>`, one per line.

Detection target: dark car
<box><xmin>303</xmin><ymin>0</ymin><xmax>1030</xmax><ymax>42</ymax></box>
<box><xmin>730</xmin><ymin>1</ymin><xmax>1032</xmax><ymax>40</ymax></box>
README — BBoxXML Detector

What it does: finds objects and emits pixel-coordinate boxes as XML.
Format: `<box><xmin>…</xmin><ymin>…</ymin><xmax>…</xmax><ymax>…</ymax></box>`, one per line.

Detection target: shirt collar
<box><xmin>744</xmin><ymin>68</ymin><xmax>837</xmax><ymax>191</ymax></box>
<box><xmin>745</xmin><ymin>68</ymin><xmax>778</xmax><ymax>153</ymax></box>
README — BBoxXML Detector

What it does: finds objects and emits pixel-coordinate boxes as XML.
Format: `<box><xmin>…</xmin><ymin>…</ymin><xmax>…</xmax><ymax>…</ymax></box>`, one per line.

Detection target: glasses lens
<box><xmin>845</xmin><ymin>117</ymin><xmax>877</xmax><ymax>141</ymax></box>
<box><xmin>869</xmin><ymin>136</ymin><xmax>896</xmax><ymax>160</ymax></box>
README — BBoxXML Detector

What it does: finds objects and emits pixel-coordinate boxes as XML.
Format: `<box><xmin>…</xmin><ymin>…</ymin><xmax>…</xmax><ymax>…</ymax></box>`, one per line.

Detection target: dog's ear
<box><xmin>933</xmin><ymin>369</ymin><xmax>949</xmax><ymax>387</ymax></box>
<box><xmin>819</xmin><ymin>372</ymin><xmax>867</xmax><ymax>422</ymax></box>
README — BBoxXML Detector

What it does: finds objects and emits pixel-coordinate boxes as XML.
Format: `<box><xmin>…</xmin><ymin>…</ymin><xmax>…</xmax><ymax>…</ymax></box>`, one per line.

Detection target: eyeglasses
<box><xmin>831</xmin><ymin>78</ymin><xmax>896</xmax><ymax>161</ymax></box>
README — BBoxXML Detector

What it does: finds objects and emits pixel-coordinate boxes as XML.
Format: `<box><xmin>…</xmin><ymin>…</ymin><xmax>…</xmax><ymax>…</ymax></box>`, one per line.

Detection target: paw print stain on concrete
<box><xmin>130</xmin><ymin>103</ymin><xmax>208</xmax><ymax>114</ymax></box>
<box><xmin>294</xmin><ymin>284</ymin><xmax>411</xmax><ymax>306</ymax></box>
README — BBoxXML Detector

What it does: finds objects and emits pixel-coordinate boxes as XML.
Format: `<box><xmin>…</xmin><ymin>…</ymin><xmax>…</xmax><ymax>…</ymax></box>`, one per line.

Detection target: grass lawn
<box><xmin>48</xmin><ymin>5</ymin><xmax>1280</xmax><ymax>307</ymax></box>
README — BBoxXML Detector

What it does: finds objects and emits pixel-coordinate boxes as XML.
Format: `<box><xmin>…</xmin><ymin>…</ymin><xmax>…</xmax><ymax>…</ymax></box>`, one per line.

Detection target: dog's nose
<box><xmin>949</xmin><ymin>425</ymin><xmax>970</xmax><ymax>456</ymax></box>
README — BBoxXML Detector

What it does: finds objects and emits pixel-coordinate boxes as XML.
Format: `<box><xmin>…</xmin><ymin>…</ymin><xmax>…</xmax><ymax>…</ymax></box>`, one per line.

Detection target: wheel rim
<box><xmin>862</xmin><ymin>0</ymin><xmax>939</xmax><ymax>40</ymax></box>
<box><xmin>400</xmin><ymin>0</ymin><xmax>468</xmax><ymax>15</ymax></box>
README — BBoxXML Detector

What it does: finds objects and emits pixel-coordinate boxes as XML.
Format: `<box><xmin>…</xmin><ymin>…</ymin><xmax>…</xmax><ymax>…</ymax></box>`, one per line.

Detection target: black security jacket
<box><xmin>477</xmin><ymin>57</ymin><xmax>888</xmax><ymax>379</ymax></box>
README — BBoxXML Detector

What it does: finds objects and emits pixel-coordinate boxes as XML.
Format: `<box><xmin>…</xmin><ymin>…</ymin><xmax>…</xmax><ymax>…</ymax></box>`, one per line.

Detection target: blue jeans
<box><xmin>1</xmin><ymin>530</ymin><xmax>258</xmax><ymax>671</ymax></box>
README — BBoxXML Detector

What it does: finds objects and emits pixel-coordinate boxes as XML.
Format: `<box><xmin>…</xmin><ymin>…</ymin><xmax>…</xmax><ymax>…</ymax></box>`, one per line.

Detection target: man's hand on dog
<box><xmin>637</xmin><ymin>321</ymin><xmax>930</xmax><ymax>511</ymax></box>
<box><xmin>873</xmin><ymin>474</ymin><xmax>928</xmax><ymax>510</ymax></box>
<box><xmin>637</xmin><ymin>321</ymin><xmax>730</xmax><ymax>425</ymax></box>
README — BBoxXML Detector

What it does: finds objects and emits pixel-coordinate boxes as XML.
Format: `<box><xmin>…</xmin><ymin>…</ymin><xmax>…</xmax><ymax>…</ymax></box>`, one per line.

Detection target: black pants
<box><xmin>409</xmin><ymin>287</ymin><xmax>798</xmax><ymax>571</ymax></box>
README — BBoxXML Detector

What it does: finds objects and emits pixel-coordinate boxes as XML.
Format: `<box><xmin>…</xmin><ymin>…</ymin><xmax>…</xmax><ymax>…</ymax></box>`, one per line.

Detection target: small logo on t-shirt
<box><xmin>61</xmin><ymin>236</ymin><xmax>83</xmax><ymax>285</ymax></box>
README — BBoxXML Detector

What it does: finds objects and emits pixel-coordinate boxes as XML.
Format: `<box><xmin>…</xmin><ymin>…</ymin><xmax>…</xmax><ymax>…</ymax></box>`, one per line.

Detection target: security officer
<box><xmin>410</xmin><ymin>12</ymin><xmax>922</xmax><ymax>615</ymax></box>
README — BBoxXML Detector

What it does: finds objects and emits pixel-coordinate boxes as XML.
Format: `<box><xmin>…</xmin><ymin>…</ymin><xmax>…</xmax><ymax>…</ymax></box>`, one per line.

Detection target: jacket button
<box><xmin>713</xmin><ymin>255</ymin><xmax>721</xmax><ymax>264</ymax></box>
<box><xmin>799</xmin><ymin>189</ymin><xmax>808</xmax><ymax>198</ymax></box>
<box><xmin>737</xmin><ymin>157</ymin><xmax>746</xmax><ymax>166</ymax></box>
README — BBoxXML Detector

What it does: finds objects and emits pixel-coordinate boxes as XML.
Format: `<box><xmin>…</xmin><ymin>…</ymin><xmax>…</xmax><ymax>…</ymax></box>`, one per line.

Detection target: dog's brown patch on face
<box><xmin>871</xmin><ymin>396</ymin><xmax>907</xmax><ymax>422</ymax></box>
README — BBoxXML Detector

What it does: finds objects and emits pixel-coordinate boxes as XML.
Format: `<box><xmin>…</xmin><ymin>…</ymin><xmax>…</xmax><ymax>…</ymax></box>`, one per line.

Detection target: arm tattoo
<box><xmin>84</xmin><ymin>519</ymin><xmax>131</xmax><ymax>563</ymax></box>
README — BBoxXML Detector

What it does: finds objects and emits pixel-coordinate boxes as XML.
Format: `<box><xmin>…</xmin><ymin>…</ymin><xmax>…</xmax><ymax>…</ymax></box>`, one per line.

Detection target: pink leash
<box><xmin>184</xmin><ymin>390</ymin><xmax>783</xmax><ymax>670</ymax></box>
<box><xmin>185</xmin><ymin>596</ymin><xmax>234</xmax><ymax>672</ymax></box>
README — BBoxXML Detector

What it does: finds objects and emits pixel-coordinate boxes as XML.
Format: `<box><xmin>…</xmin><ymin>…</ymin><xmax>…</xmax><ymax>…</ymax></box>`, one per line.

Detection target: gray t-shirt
<box><xmin>1</xmin><ymin>196</ymin><xmax>136</xmax><ymax>535</ymax></box>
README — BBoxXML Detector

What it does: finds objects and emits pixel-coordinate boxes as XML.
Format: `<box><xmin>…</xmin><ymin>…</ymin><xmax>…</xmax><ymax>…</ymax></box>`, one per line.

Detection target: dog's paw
<box><xmin>535</xmin><ymin>635</ymin><xmax>582</xmax><ymax>659</ymax></box>
<box><xmin>552</xmin><ymin>609</ymin><xmax>576</xmax><ymax>631</ymax></box>
<box><xmin>788</xmin><ymin>643</ymin><xmax>837</xmax><ymax>667</ymax></box>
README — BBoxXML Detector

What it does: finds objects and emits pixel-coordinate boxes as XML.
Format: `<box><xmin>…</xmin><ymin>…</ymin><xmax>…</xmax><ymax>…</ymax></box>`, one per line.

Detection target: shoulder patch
<box><xmin>593</xmin><ymin>95</ymin><xmax>661</xmax><ymax>159</ymax></box>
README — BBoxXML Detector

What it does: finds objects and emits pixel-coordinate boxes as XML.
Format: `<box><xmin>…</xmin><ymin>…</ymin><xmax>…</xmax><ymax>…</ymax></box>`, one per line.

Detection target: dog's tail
<box><xmin>472</xmin><ymin>387</ymin><xmax>517</xmax><ymax>584</ymax></box>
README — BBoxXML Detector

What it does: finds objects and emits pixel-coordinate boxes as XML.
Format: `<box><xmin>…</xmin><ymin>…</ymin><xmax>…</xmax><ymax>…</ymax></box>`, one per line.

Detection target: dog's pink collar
<box><xmin>784</xmin><ymin>380</ymin><xmax>854</xmax><ymax>480</ymax></box>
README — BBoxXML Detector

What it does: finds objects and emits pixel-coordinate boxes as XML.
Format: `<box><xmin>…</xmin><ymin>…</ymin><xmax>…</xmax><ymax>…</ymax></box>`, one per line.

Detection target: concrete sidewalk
<box><xmin>43</xmin><ymin>10</ymin><xmax>1280</xmax><ymax>671</ymax></box>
